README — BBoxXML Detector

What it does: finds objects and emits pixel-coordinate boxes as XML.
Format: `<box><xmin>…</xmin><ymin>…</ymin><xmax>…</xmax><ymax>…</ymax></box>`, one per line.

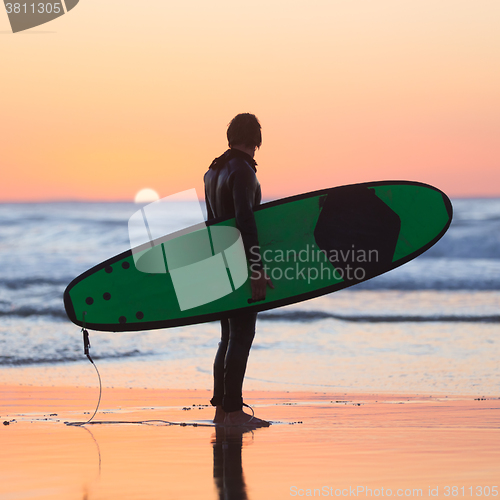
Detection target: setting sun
<box><xmin>134</xmin><ymin>188</ymin><xmax>160</xmax><ymax>204</ymax></box>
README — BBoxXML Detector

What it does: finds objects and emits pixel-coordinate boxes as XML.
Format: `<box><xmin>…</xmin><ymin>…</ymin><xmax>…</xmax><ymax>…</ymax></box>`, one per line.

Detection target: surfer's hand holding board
<box><xmin>250</xmin><ymin>269</ymin><xmax>274</xmax><ymax>302</ymax></box>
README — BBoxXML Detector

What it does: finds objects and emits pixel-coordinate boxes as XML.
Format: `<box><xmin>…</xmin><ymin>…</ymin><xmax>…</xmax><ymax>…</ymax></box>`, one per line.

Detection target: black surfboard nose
<box><xmin>314</xmin><ymin>186</ymin><xmax>401</xmax><ymax>282</ymax></box>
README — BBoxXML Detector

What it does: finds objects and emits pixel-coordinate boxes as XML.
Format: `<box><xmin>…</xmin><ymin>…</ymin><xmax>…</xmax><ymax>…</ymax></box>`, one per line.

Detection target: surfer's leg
<box><xmin>223</xmin><ymin>312</ymin><xmax>257</xmax><ymax>413</ymax></box>
<box><xmin>211</xmin><ymin>319</ymin><xmax>230</xmax><ymax>423</ymax></box>
<box><xmin>222</xmin><ymin>313</ymin><xmax>270</xmax><ymax>426</ymax></box>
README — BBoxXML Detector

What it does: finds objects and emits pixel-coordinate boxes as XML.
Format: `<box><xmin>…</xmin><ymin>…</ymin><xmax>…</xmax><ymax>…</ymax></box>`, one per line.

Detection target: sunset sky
<box><xmin>1</xmin><ymin>0</ymin><xmax>499</xmax><ymax>202</ymax></box>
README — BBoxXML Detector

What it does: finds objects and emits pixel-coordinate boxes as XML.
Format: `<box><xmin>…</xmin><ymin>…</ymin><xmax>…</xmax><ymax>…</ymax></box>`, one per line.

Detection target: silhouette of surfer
<box><xmin>204</xmin><ymin>113</ymin><xmax>273</xmax><ymax>426</ymax></box>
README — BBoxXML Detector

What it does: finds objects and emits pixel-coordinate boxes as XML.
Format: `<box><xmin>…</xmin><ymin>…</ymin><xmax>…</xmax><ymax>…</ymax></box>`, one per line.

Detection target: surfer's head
<box><xmin>227</xmin><ymin>113</ymin><xmax>262</xmax><ymax>150</ymax></box>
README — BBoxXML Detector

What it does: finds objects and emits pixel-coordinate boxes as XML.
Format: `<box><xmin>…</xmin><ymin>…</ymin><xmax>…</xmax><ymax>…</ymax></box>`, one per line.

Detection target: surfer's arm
<box><xmin>231</xmin><ymin>162</ymin><xmax>262</xmax><ymax>270</ymax></box>
<box><xmin>231</xmin><ymin>163</ymin><xmax>274</xmax><ymax>301</ymax></box>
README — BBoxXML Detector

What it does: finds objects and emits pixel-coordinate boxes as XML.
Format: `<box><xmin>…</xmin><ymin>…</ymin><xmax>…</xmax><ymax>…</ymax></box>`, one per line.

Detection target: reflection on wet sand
<box><xmin>1</xmin><ymin>386</ymin><xmax>499</xmax><ymax>500</ymax></box>
<box><xmin>79</xmin><ymin>426</ymin><xmax>102</xmax><ymax>477</ymax></box>
<box><xmin>75</xmin><ymin>420</ymin><xmax>262</xmax><ymax>500</ymax></box>
<box><xmin>77</xmin><ymin>420</ymin><xmax>260</xmax><ymax>500</ymax></box>
<box><xmin>212</xmin><ymin>426</ymin><xmax>258</xmax><ymax>500</ymax></box>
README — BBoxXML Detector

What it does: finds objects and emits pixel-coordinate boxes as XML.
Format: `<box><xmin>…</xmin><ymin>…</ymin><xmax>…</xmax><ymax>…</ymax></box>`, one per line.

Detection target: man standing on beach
<box><xmin>204</xmin><ymin>113</ymin><xmax>273</xmax><ymax>426</ymax></box>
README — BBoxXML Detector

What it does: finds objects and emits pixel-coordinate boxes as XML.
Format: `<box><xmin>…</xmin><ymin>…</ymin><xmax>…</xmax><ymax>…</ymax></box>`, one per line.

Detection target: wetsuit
<box><xmin>204</xmin><ymin>148</ymin><xmax>262</xmax><ymax>412</ymax></box>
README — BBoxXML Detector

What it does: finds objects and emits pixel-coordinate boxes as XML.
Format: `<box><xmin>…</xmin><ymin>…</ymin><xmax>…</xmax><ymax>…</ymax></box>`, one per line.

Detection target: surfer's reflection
<box><xmin>212</xmin><ymin>426</ymin><xmax>260</xmax><ymax>500</ymax></box>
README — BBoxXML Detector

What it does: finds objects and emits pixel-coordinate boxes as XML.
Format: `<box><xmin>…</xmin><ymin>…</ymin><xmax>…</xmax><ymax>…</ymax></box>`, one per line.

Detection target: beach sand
<box><xmin>1</xmin><ymin>385</ymin><xmax>498</xmax><ymax>500</ymax></box>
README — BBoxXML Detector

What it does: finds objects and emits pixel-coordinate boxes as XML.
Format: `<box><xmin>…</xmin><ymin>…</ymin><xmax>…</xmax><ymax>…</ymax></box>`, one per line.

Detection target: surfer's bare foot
<box><xmin>213</xmin><ymin>405</ymin><xmax>226</xmax><ymax>424</ymax></box>
<box><xmin>223</xmin><ymin>410</ymin><xmax>270</xmax><ymax>427</ymax></box>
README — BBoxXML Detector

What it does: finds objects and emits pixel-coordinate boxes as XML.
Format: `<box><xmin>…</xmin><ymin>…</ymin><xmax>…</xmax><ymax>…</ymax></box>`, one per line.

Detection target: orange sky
<box><xmin>1</xmin><ymin>1</ymin><xmax>499</xmax><ymax>201</ymax></box>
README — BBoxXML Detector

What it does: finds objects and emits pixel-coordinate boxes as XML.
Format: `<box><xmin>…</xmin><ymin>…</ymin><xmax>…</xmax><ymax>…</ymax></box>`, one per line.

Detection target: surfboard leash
<box><xmin>72</xmin><ymin>311</ymin><xmax>103</xmax><ymax>427</ymax></box>
<box><xmin>66</xmin><ymin>419</ymin><xmax>217</xmax><ymax>427</ymax></box>
<box><xmin>67</xmin><ymin>316</ymin><xmax>217</xmax><ymax>428</ymax></box>
<box><xmin>242</xmin><ymin>402</ymin><xmax>256</xmax><ymax>424</ymax></box>
<box><xmin>67</xmin><ymin>316</ymin><xmax>261</xmax><ymax>428</ymax></box>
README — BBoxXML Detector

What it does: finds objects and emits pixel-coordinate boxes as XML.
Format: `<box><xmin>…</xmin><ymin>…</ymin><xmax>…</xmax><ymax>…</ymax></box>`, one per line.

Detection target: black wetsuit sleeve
<box><xmin>204</xmin><ymin>184</ymin><xmax>215</xmax><ymax>221</ymax></box>
<box><xmin>231</xmin><ymin>164</ymin><xmax>262</xmax><ymax>270</ymax></box>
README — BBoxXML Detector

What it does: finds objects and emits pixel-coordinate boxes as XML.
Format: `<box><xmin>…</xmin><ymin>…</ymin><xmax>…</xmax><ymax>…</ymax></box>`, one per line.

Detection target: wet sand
<box><xmin>1</xmin><ymin>385</ymin><xmax>499</xmax><ymax>500</ymax></box>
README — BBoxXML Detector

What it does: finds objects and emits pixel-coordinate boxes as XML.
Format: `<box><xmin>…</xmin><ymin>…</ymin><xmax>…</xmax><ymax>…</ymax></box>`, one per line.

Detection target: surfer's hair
<box><xmin>227</xmin><ymin>113</ymin><xmax>262</xmax><ymax>149</ymax></box>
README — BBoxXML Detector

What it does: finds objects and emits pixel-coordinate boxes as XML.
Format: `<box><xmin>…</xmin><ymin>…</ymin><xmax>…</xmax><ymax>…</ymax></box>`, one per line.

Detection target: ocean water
<box><xmin>0</xmin><ymin>199</ymin><xmax>499</xmax><ymax>395</ymax></box>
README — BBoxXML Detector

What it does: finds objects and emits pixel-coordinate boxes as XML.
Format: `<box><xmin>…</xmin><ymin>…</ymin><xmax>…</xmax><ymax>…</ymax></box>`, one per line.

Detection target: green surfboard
<box><xmin>64</xmin><ymin>181</ymin><xmax>452</xmax><ymax>332</ymax></box>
